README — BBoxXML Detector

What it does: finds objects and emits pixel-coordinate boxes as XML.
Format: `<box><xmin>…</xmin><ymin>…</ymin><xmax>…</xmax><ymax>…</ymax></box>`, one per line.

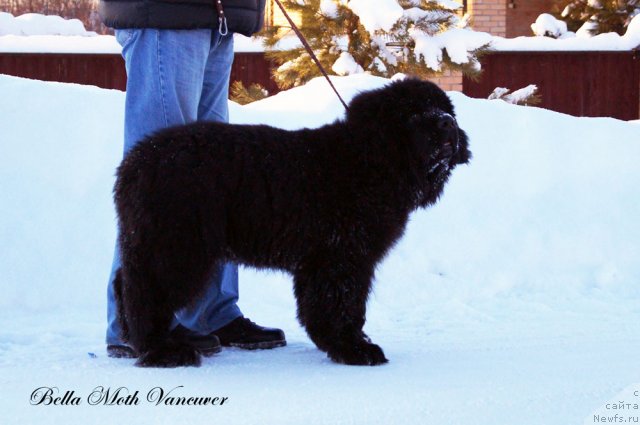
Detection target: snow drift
<box><xmin>0</xmin><ymin>74</ymin><xmax>639</xmax><ymax>425</ymax></box>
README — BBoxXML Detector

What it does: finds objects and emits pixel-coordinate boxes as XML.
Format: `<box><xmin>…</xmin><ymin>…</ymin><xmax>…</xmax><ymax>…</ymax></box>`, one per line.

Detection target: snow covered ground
<box><xmin>0</xmin><ymin>73</ymin><xmax>639</xmax><ymax>425</ymax></box>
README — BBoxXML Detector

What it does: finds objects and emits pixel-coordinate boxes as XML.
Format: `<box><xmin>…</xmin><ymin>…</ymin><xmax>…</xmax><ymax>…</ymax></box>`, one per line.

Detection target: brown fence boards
<box><xmin>0</xmin><ymin>53</ymin><xmax>127</xmax><ymax>90</ymax></box>
<box><xmin>2</xmin><ymin>51</ymin><xmax>639</xmax><ymax>120</ymax></box>
<box><xmin>230</xmin><ymin>52</ymin><xmax>279</xmax><ymax>95</ymax></box>
<box><xmin>463</xmin><ymin>51</ymin><xmax>640</xmax><ymax>120</ymax></box>
<box><xmin>0</xmin><ymin>52</ymin><xmax>279</xmax><ymax>94</ymax></box>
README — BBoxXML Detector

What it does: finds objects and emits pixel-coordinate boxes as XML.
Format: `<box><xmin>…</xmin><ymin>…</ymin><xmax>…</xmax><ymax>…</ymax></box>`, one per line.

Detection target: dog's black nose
<box><xmin>437</xmin><ymin>114</ymin><xmax>456</xmax><ymax>131</ymax></box>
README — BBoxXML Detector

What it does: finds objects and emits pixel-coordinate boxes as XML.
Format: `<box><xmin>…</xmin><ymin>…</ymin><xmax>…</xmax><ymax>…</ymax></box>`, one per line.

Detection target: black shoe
<box><xmin>106</xmin><ymin>325</ymin><xmax>221</xmax><ymax>359</ymax></box>
<box><xmin>214</xmin><ymin>317</ymin><xmax>286</xmax><ymax>350</ymax></box>
<box><xmin>106</xmin><ymin>344</ymin><xmax>137</xmax><ymax>359</ymax></box>
<box><xmin>170</xmin><ymin>325</ymin><xmax>222</xmax><ymax>357</ymax></box>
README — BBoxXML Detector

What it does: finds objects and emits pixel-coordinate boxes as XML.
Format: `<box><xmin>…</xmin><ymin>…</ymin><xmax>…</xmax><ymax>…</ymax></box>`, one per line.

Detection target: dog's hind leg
<box><xmin>115</xmin><ymin>177</ymin><xmax>230</xmax><ymax>367</ymax></box>
<box><xmin>119</xmin><ymin>260</ymin><xmax>202</xmax><ymax>368</ymax></box>
<box><xmin>293</xmin><ymin>259</ymin><xmax>388</xmax><ymax>366</ymax></box>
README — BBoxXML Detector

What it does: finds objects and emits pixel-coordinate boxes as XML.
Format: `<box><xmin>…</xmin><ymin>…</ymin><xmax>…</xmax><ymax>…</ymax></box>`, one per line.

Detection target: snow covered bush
<box><xmin>530</xmin><ymin>4</ymin><xmax>640</xmax><ymax>44</ymax></box>
<box><xmin>262</xmin><ymin>0</ymin><xmax>491</xmax><ymax>89</ymax></box>
<box><xmin>488</xmin><ymin>85</ymin><xmax>541</xmax><ymax>106</ymax></box>
<box><xmin>554</xmin><ymin>0</ymin><xmax>640</xmax><ymax>36</ymax></box>
<box><xmin>531</xmin><ymin>13</ymin><xmax>570</xmax><ymax>38</ymax></box>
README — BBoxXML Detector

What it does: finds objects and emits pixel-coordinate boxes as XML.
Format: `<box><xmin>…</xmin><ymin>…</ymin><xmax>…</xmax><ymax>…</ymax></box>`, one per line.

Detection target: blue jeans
<box><xmin>106</xmin><ymin>28</ymin><xmax>242</xmax><ymax>346</ymax></box>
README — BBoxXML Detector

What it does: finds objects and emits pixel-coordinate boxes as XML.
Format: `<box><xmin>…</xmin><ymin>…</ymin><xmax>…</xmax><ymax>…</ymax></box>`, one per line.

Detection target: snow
<box><xmin>404</xmin><ymin>0</ymin><xmax>462</xmax><ymax>10</ymax></box>
<box><xmin>503</xmin><ymin>84</ymin><xmax>538</xmax><ymax>104</ymax></box>
<box><xmin>437</xmin><ymin>0</ymin><xmax>463</xmax><ymax>10</ymax></box>
<box><xmin>1</xmin><ymin>12</ymin><xmax>640</xmax><ymax>56</ymax></box>
<box><xmin>488</xmin><ymin>84</ymin><xmax>538</xmax><ymax>105</ymax></box>
<box><xmin>371</xmin><ymin>35</ymin><xmax>399</xmax><ymax>66</ymax></box>
<box><xmin>625</xmin><ymin>12</ymin><xmax>640</xmax><ymax>46</ymax></box>
<box><xmin>403</xmin><ymin>7</ymin><xmax>430</xmax><ymax>22</ymax></box>
<box><xmin>331</xmin><ymin>51</ymin><xmax>364</xmax><ymax>75</ymax></box>
<box><xmin>411</xmin><ymin>27</ymin><xmax>491</xmax><ymax>70</ymax></box>
<box><xmin>1</xmin><ymin>72</ymin><xmax>639</xmax><ymax>424</ymax></box>
<box><xmin>488</xmin><ymin>86</ymin><xmax>510</xmax><ymax>100</ymax></box>
<box><xmin>531</xmin><ymin>13</ymin><xmax>568</xmax><ymax>38</ymax></box>
<box><xmin>0</xmin><ymin>33</ymin><xmax>300</xmax><ymax>54</ymax></box>
<box><xmin>492</xmin><ymin>14</ymin><xmax>640</xmax><ymax>50</ymax></box>
<box><xmin>0</xmin><ymin>34</ymin><xmax>122</xmax><ymax>54</ymax></box>
<box><xmin>371</xmin><ymin>56</ymin><xmax>388</xmax><ymax>72</ymax></box>
<box><xmin>319</xmin><ymin>0</ymin><xmax>339</xmax><ymax>18</ymax></box>
<box><xmin>0</xmin><ymin>12</ymin><xmax>121</xmax><ymax>54</ymax></box>
<box><xmin>0</xmin><ymin>12</ymin><xmax>93</xmax><ymax>36</ymax></box>
<box><xmin>0</xmin><ymin>12</ymin><xmax>298</xmax><ymax>54</ymax></box>
<box><xmin>576</xmin><ymin>19</ymin><xmax>598</xmax><ymax>38</ymax></box>
<box><xmin>346</xmin><ymin>0</ymin><xmax>404</xmax><ymax>33</ymax></box>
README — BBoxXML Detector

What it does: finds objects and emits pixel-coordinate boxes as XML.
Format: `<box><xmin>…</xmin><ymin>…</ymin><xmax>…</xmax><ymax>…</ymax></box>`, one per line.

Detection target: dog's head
<box><xmin>346</xmin><ymin>78</ymin><xmax>471</xmax><ymax>207</ymax></box>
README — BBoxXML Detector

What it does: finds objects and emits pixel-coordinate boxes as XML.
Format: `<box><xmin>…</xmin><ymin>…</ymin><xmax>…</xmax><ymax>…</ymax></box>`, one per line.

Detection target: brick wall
<box><xmin>468</xmin><ymin>0</ymin><xmax>556</xmax><ymax>37</ymax></box>
<box><xmin>429</xmin><ymin>70</ymin><xmax>464</xmax><ymax>92</ymax></box>
<box><xmin>469</xmin><ymin>0</ymin><xmax>507</xmax><ymax>37</ymax></box>
<box><xmin>506</xmin><ymin>0</ymin><xmax>555</xmax><ymax>37</ymax></box>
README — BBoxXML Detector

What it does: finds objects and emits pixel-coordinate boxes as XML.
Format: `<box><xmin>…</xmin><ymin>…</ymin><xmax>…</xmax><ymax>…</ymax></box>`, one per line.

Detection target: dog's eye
<box><xmin>410</xmin><ymin>111</ymin><xmax>431</xmax><ymax>121</ymax></box>
<box><xmin>411</xmin><ymin>111</ymin><xmax>434</xmax><ymax>123</ymax></box>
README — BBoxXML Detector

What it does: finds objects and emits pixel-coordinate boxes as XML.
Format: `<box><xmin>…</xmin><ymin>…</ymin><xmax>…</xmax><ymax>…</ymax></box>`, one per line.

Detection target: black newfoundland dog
<box><xmin>113</xmin><ymin>78</ymin><xmax>470</xmax><ymax>368</ymax></box>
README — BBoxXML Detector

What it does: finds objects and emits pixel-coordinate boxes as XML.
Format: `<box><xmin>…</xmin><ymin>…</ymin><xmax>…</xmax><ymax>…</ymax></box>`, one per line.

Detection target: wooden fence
<box><xmin>230</xmin><ymin>52</ymin><xmax>279</xmax><ymax>95</ymax></box>
<box><xmin>1</xmin><ymin>50</ymin><xmax>639</xmax><ymax>120</ymax></box>
<box><xmin>463</xmin><ymin>50</ymin><xmax>640</xmax><ymax>121</ymax></box>
<box><xmin>0</xmin><ymin>52</ymin><xmax>277</xmax><ymax>94</ymax></box>
<box><xmin>0</xmin><ymin>53</ymin><xmax>127</xmax><ymax>89</ymax></box>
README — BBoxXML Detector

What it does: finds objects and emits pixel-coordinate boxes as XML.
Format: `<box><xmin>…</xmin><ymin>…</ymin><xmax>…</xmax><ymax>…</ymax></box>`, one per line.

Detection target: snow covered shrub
<box><xmin>262</xmin><ymin>0</ymin><xmax>491</xmax><ymax>89</ymax></box>
<box><xmin>488</xmin><ymin>85</ymin><xmax>541</xmax><ymax>106</ymax></box>
<box><xmin>553</xmin><ymin>0</ymin><xmax>640</xmax><ymax>36</ymax></box>
<box><xmin>531</xmin><ymin>13</ymin><xmax>570</xmax><ymax>38</ymax></box>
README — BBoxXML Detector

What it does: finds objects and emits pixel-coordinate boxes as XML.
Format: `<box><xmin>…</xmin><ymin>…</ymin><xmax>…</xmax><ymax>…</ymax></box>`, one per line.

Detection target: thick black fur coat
<box><xmin>113</xmin><ymin>79</ymin><xmax>471</xmax><ymax>367</ymax></box>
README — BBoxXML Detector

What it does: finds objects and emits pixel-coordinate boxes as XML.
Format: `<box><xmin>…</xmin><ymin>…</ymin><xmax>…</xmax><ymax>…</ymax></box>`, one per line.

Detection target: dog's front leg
<box><xmin>293</xmin><ymin>263</ymin><xmax>388</xmax><ymax>366</ymax></box>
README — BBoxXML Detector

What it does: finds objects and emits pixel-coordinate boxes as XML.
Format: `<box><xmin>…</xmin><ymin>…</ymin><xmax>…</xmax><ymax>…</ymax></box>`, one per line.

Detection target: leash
<box><xmin>215</xmin><ymin>0</ymin><xmax>349</xmax><ymax>111</ymax></box>
<box><xmin>272</xmin><ymin>0</ymin><xmax>350</xmax><ymax>112</ymax></box>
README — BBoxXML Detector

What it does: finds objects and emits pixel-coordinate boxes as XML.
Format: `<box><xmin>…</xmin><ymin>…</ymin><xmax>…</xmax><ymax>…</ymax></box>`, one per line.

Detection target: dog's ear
<box><xmin>346</xmin><ymin>81</ymin><xmax>417</xmax><ymax>139</ymax></box>
<box><xmin>346</xmin><ymin>86</ymin><xmax>396</xmax><ymax>130</ymax></box>
<box><xmin>347</xmin><ymin>78</ymin><xmax>455</xmax><ymax>129</ymax></box>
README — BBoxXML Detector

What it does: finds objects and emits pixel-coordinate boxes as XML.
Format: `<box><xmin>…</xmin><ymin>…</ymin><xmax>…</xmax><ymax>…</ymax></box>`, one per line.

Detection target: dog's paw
<box><xmin>328</xmin><ymin>341</ymin><xmax>388</xmax><ymax>366</ymax></box>
<box><xmin>136</xmin><ymin>343</ymin><xmax>201</xmax><ymax>368</ymax></box>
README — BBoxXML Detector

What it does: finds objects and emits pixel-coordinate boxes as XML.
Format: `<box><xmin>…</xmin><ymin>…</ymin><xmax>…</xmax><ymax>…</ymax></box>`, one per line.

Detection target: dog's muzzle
<box><xmin>436</xmin><ymin>113</ymin><xmax>459</xmax><ymax>158</ymax></box>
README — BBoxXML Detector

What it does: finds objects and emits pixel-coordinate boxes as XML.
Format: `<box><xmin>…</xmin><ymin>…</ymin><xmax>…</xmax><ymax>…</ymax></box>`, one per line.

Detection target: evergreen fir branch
<box><xmin>554</xmin><ymin>0</ymin><xmax>640</xmax><ymax>35</ymax></box>
<box><xmin>260</xmin><ymin>0</ymin><xmax>485</xmax><ymax>89</ymax></box>
<box><xmin>230</xmin><ymin>81</ymin><xmax>270</xmax><ymax>105</ymax></box>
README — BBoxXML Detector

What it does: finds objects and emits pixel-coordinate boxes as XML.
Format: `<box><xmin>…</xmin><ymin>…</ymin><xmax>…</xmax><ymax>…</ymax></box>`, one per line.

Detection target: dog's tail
<box><xmin>113</xmin><ymin>268</ymin><xmax>129</xmax><ymax>343</ymax></box>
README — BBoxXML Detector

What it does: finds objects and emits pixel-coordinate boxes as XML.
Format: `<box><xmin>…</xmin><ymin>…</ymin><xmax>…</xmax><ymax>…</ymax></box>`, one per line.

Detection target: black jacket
<box><xmin>99</xmin><ymin>0</ymin><xmax>266</xmax><ymax>37</ymax></box>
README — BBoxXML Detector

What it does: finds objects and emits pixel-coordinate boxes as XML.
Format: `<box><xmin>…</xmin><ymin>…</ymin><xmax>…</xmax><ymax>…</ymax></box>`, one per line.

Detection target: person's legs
<box><xmin>119</xmin><ymin>28</ymin><xmax>212</xmax><ymax>154</ymax></box>
<box><xmin>183</xmin><ymin>32</ymin><xmax>285</xmax><ymax>348</ymax></box>
<box><xmin>107</xmin><ymin>28</ymin><xmax>284</xmax><ymax>353</ymax></box>
<box><xmin>173</xmin><ymin>30</ymin><xmax>243</xmax><ymax>334</ymax></box>
<box><xmin>106</xmin><ymin>28</ymin><xmax>240</xmax><ymax>346</ymax></box>
<box><xmin>198</xmin><ymin>31</ymin><xmax>234</xmax><ymax>123</ymax></box>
